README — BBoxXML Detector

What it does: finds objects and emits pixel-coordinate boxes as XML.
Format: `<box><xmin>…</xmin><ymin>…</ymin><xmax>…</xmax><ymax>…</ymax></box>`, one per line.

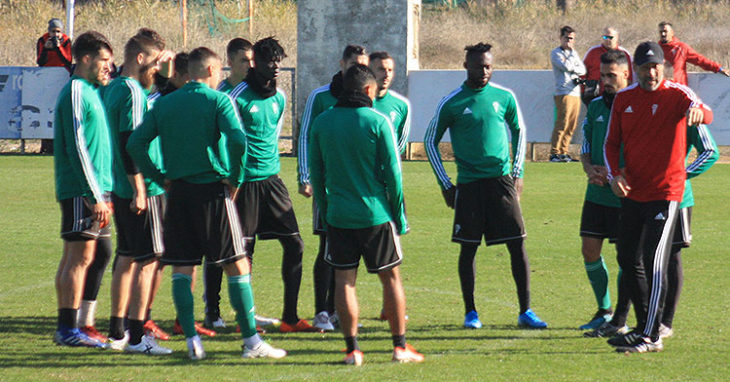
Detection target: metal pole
<box><xmin>65</xmin><ymin>0</ymin><xmax>75</xmax><ymax>40</ymax></box>
<box><xmin>181</xmin><ymin>0</ymin><xmax>188</xmax><ymax>48</ymax></box>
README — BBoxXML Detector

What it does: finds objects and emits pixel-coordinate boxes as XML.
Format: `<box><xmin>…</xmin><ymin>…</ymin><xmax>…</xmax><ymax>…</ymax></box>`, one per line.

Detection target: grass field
<box><xmin>1</xmin><ymin>157</ymin><xmax>729</xmax><ymax>381</ymax></box>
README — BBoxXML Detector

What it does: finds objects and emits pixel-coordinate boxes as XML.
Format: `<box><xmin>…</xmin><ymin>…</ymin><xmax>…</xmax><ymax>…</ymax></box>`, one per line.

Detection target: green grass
<box><xmin>1</xmin><ymin>157</ymin><xmax>728</xmax><ymax>381</ymax></box>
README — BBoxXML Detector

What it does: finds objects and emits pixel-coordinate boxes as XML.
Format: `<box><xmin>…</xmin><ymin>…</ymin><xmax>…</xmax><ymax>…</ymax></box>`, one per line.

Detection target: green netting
<box><xmin>190</xmin><ymin>0</ymin><xmax>250</xmax><ymax>36</ymax></box>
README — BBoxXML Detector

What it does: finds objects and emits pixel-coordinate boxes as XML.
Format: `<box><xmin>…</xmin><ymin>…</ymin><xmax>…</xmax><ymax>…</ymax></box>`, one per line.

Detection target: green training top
<box><xmin>103</xmin><ymin>76</ymin><xmax>165</xmax><ymax>199</ymax></box>
<box><xmin>217</xmin><ymin>78</ymin><xmax>234</xmax><ymax>94</ymax></box>
<box><xmin>425</xmin><ymin>82</ymin><xmax>527</xmax><ymax>190</ymax></box>
<box><xmin>229</xmin><ymin>82</ymin><xmax>286</xmax><ymax>182</ymax></box>
<box><xmin>127</xmin><ymin>81</ymin><xmax>247</xmax><ymax>187</ymax></box>
<box><xmin>581</xmin><ymin>96</ymin><xmax>623</xmax><ymax>208</ymax></box>
<box><xmin>53</xmin><ymin>75</ymin><xmax>112</xmax><ymax>203</ymax></box>
<box><xmin>297</xmin><ymin>83</ymin><xmax>337</xmax><ymax>185</ymax></box>
<box><xmin>373</xmin><ymin>90</ymin><xmax>411</xmax><ymax>154</ymax></box>
<box><xmin>309</xmin><ymin>106</ymin><xmax>407</xmax><ymax>234</ymax></box>
<box><xmin>681</xmin><ymin>124</ymin><xmax>718</xmax><ymax>208</ymax></box>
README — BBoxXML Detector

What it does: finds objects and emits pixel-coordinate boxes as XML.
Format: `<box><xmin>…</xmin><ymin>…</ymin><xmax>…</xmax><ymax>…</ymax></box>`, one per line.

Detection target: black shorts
<box><xmin>312</xmin><ymin>200</ymin><xmax>326</xmax><ymax>236</ymax></box>
<box><xmin>580</xmin><ymin>200</ymin><xmax>620</xmax><ymax>243</ymax></box>
<box><xmin>112</xmin><ymin>193</ymin><xmax>166</xmax><ymax>262</ymax></box>
<box><xmin>452</xmin><ymin>176</ymin><xmax>526</xmax><ymax>246</ymax></box>
<box><xmin>325</xmin><ymin>222</ymin><xmax>403</xmax><ymax>273</ymax></box>
<box><xmin>672</xmin><ymin>207</ymin><xmax>692</xmax><ymax>247</ymax></box>
<box><xmin>237</xmin><ymin>175</ymin><xmax>300</xmax><ymax>240</ymax></box>
<box><xmin>161</xmin><ymin>181</ymin><xmax>246</xmax><ymax>267</ymax></box>
<box><xmin>59</xmin><ymin>195</ymin><xmax>112</xmax><ymax>241</ymax></box>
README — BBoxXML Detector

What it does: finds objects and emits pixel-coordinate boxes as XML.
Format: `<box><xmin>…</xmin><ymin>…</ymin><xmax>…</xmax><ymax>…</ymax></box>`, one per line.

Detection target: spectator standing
<box><xmin>658</xmin><ymin>21</ymin><xmax>730</xmax><ymax>86</ymax></box>
<box><xmin>37</xmin><ymin>18</ymin><xmax>72</xmax><ymax>154</ymax></box>
<box><xmin>550</xmin><ymin>26</ymin><xmax>586</xmax><ymax>162</ymax></box>
<box><xmin>581</xmin><ymin>26</ymin><xmax>633</xmax><ymax>105</ymax></box>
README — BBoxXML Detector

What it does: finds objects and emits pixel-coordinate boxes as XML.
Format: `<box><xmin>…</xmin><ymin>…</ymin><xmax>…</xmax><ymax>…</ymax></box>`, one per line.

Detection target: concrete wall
<box><xmin>296</xmin><ymin>0</ymin><xmax>420</xmax><ymax>137</ymax></box>
<box><xmin>407</xmin><ymin>70</ymin><xmax>730</xmax><ymax>145</ymax></box>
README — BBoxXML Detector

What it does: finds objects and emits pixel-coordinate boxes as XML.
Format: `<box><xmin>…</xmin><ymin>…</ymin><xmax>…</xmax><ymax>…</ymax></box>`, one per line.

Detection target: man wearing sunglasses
<box><xmin>581</xmin><ymin>27</ymin><xmax>633</xmax><ymax>105</ymax></box>
<box><xmin>550</xmin><ymin>25</ymin><xmax>586</xmax><ymax>163</ymax></box>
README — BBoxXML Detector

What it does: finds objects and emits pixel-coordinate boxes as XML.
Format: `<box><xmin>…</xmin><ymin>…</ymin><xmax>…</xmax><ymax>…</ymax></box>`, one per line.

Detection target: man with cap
<box><xmin>658</xmin><ymin>21</ymin><xmax>730</xmax><ymax>86</ymax></box>
<box><xmin>37</xmin><ymin>18</ymin><xmax>73</xmax><ymax>73</ymax></box>
<box><xmin>604</xmin><ymin>41</ymin><xmax>713</xmax><ymax>353</ymax></box>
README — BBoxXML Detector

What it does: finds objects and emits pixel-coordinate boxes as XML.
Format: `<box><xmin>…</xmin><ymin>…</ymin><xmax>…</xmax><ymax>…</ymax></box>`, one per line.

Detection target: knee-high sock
<box><xmin>280</xmin><ymin>235</ymin><xmax>304</xmax><ymax>324</ymax></box>
<box><xmin>458</xmin><ymin>243</ymin><xmax>479</xmax><ymax>314</ymax></box>
<box><xmin>585</xmin><ymin>256</ymin><xmax>611</xmax><ymax>310</ymax></box>
<box><xmin>662</xmin><ymin>247</ymin><xmax>683</xmax><ymax>328</ymax></box>
<box><xmin>82</xmin><ymin>237</ymin><xmax>112</xmax><ymax>301</ymax></box>
<box><xmin>228</xmin><ymin>274</ymin><xmax>258</xmax><ymax>338</ymax></box>
<box><xmin>506</xmin><ymin>239</ymin><xmax>530</xmax><ymax>314</ymax></box>
<box><xmin>203</xmin><ymin>262</ymin><xmax>223</xmax><ymax>317</ymax></box>
<box><xmin>313</xmin><ymin>234</ymin><xmax>333</xmax><ymax>315</ymax></box>
<box><xmin>172</xmin><ymin>273</ymin><xmax>196</xmax><ymax>338</ymax></box>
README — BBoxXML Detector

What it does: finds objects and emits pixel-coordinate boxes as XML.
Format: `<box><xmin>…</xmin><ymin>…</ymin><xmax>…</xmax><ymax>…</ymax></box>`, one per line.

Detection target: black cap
<box><xmin>634</xmin><ymin>41</ymin><xmax>664</xmax><ymax>67</ymax></box>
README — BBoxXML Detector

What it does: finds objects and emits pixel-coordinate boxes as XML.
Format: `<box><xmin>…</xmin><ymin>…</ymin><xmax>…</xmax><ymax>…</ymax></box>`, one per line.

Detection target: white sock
<box><xmin>78</xmin><ymin>300</ymin><xmax>97</xmax><ymax>327</ymax></box>
<box><xmin>243</xmin><ymin>333</ymin><xmax>262</xmax><ymax>349</ymax></box>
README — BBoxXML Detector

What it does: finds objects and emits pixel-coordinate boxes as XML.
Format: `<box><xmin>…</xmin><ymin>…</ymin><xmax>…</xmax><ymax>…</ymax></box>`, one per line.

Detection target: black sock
<box><xmin>128</xmin><ymin>319</ymin><xmax>145</xmax><ymax>345</ymax></box>
<box><xmin>203</xmin><ymin>262</ymin><xmax>223</xmax><ymax>319</ymax></box>
<box><xmin>458</xmin><ymin>244</ymin><xmax>479</xmax><ymax>314</ymax></box>
<box><xmin>506</xmin><ymin>239</ymin><xmax>530</xmax><ymax>314</ymax></box>
<box><xmin>313</xmin><ymin>235</ymin><xmax>333</xmax><ymax>315</ymax></box>
<box><xmin>280</xmin><ymin>235</ymin><xmax>304</xmax><ymax>324</ymax></box>
<box><xmin>392</xmin><ymin>334</ymin><xmax>406</xmax><ymax>349</ymax></box>
<box><xmin>109</xmin><ymin>316</ymin><xmax>125</xmax><ymax>340</ymax></box>
<box><xmin>345</xmin><ymin>336</ymin><xmax>359</xmax><ymax>353</ymax></box>
<box><xmin>58</xmin><ymin>308</ymin><xmax>77</xmax><ymax>330</ymax></box>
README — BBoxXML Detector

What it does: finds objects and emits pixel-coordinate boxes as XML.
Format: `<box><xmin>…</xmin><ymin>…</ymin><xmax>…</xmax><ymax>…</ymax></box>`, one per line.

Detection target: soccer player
<box><xmin>217</xmin><ymin>38</ymin><xmax>253</xmax><ymax>93</ymax></box>
<box><xmin>204</xmin><ymin>38</ymin><xmax>253</xmax><ymax>328</ymax></box>
<box><xmin>230</xmin><ymin>37</ymin><xmax>314</xmax><ymax>333</ymax></box>
<box><xmin>658</xmin><ymin>21</ymin><xmax>730</xmax><ymax>86</ymax></box>
<box><xmin>297</xmin><ymin>44</ymin><xmax>368</xmax><ymax>331</ymax></box>
<box><xmin>550</xmin><ymin>25</ymin><xmax>586</xmax><ymax>162</ymax></box>
<box><xmin>604</xmin><ymin>41</ymin><xmax>713</xmax><ymax>353</ymax></box>
<box><xmin>102</xmin><ymin>28</ymin><xmax>172</xmax><ymax>355</ymax></box>
<box><xmin>127</xmin><ymin>46</ymin><xmax>286</xmax><ymax>360</ymax></box>
<box><xmin>370</xmin><ymin>51</ymin><xmax>411</xmax><ymax>155</ymax></box>
<box><xmin>425</xmin><ymin>43</ymin><xmax>547</xmax><ymax>330</ymax></box>
<box><xmin>577</xmin><ymin>50</ymin><xmax>631</xmax><ymax>331</ymax></box>
<box><xmin>309</xmin><ymin>64</ymin><xmax>424</xmax><ymax>365</ymax></box>
<box><xmin>52</xmin><ymin>30</ymin><xmax>114</xmax><ymax>348</ymax></box>
<box><xmin>581</xmin><ymin>26</ymin><xmax>633</xmax><ymax>105</ymax></box>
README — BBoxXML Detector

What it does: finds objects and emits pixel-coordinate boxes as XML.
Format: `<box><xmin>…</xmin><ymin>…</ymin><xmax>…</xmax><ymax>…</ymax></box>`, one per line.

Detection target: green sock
<box><xmin>172</xmin><ymin>273</ymin><xmax>197</xmax><ymax>338</ymax></box>
<box><xmin>228</xmin><ymin>274</ymin><xmax>258</xmax><ymax>338</ymax></box>
<box><xmin>585</xmin><ymin>256</ymin><xmax>611</xmax><ymax>310</ymax></box>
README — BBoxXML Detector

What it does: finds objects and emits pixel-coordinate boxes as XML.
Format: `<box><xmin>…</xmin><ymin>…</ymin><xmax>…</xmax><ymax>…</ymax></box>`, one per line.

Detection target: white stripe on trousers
<box><xmin>644</xmin><ymin>200</ymin><xmax>679</xmax><ymax>337</ymax></box>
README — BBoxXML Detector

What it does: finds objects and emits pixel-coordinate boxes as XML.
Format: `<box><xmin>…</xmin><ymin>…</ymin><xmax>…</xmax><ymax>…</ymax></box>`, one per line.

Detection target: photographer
<box><xmin>36</xmin><ymin>18</ymin><xmax>72</xmax><ymax>73</ymax></box>
<box><xmin>549</xmin><ymin>25</ymin><xmax>585</xmax><ymax>162</ymax></box>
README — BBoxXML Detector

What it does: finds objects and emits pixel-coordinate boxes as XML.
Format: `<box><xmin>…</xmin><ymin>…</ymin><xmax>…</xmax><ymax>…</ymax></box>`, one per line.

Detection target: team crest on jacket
<box><xmin>272</xmin><ymin>103</ymin><xmax>279</xmax><ymax>114</ymax></box>
<box><xmin>493</xmin><ymin>102</ymin><xmax>500</xmax><ymax>113</ymax></box>
<box><xmin>652</xmin><ymin>104</ymin><xmax>658</xmax><ymax>115</ymax></box>
<box><xmin>390</xmin><ymin>111</ymin><xmax>397</xmax><ymax>122</ymax></box>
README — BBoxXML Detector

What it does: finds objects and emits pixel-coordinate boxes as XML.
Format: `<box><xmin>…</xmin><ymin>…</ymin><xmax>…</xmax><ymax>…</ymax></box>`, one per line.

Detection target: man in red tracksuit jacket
<box><xmin>658</xmin><ymin>21</ymin><xmax>729</xmax><ymax>86</ymax></box>
<box><xmin>603</xmin><ymin>41</ymin><xmax>713</xmax><ymax>354</ymax></box>
<box><xmin>582</xmin><ymin>26</ymin><xmax>633</xmax><ymax>103</ymax></box>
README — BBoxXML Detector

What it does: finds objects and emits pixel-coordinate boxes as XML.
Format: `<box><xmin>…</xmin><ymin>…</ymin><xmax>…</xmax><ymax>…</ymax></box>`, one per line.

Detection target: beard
<box><xmin>138</xmin><ymin>63</ymin><xmax>157</xmax><ymax>89</ymax></box>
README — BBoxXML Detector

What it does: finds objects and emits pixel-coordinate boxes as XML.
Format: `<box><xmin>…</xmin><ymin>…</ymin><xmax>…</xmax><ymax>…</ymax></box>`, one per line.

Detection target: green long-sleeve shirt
<box><xmin>373</xmin><ymin>90</ymin><xmax>411</xmax><ymax>154</ymax></box>
<box><xmin>103</xmin><ymin>76</ymin><xmax>165</xmax><ymax>199</ymax></box>
<box><xmin>681</xmin><ymin>124</ymin><xmax>718</xmax><ymax>208</ymax></box>
<box><xmin>425</xmin><ymin>82</ymin><xmax>526</xmax><ymax>190</ymax></box>
<box><xmin>127</xmin><ymin>81</ymin><xmax>247</xmax><ymax>187</ymax></box>
<box><xmin>309</xmin><ymin>106</ymin><xmax>407</xmax><ymax>234</ymax></box>
<box><xmin>53</xmin><ymin>75</ymin><xmax>112</xmax><ymax>203</ymax></box>
<box><xmin>229</xmin><ymin>82</ymin><xmax>286</xmax><ymax>182</ymax></box>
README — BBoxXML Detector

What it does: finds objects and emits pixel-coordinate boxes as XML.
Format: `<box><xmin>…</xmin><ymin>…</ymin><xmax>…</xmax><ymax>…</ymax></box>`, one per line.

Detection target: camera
<box><xmin>572</xmin><ymin>77</ymin><xmax>586</xmax><ymax>86</ymax></box>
